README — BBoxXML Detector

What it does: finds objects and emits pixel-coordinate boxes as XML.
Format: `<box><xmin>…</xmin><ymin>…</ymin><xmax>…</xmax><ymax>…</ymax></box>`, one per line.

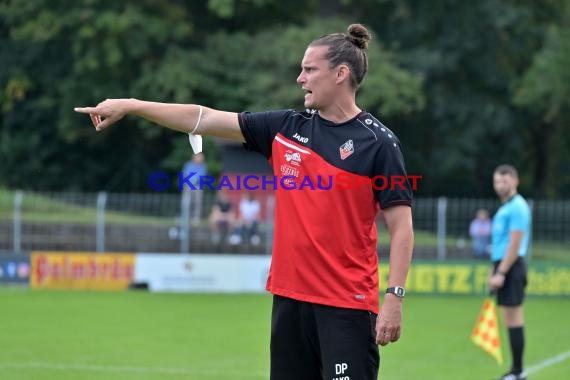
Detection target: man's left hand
<box><xmin>375</xmin><ymin>295</ymin><xmax>402</xmax><ymax>346</ymax></box>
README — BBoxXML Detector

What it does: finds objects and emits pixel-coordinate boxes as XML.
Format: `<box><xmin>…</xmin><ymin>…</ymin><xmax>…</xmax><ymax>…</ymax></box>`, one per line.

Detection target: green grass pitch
<box><xmin>1</xmin><ymin>289</ymin><xmax>568</xmax><ymax>379</ymax></box>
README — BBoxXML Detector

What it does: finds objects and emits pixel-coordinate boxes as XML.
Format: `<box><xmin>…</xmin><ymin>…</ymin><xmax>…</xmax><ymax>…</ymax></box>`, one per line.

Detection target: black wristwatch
<box><xmin>386</xmin><ymin>286</ymin><xmax>406</xmax><ymax>298</ymax></box>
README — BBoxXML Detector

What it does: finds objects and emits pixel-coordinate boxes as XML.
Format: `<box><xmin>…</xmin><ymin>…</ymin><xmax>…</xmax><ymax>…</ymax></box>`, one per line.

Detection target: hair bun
<box><xmin>347</xmin><ymin>23</ymin><xmax>371</xmax><ymax>49</ymax></box>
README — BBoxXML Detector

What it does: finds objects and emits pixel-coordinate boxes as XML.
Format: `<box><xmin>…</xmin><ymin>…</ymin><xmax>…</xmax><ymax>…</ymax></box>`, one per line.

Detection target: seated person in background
<box><xmin>469</xmin><ymin>208</ymin><xmax>491</xmax><ymax>258</ymax></box>
<box><xmin>230</xmin><ymin>193</ymin><xmax>261</xmax><ymax>246</ymax></box>
<box><xmin>209</xmin><ymin>191</ymin><xmax>235</xmax><ymax>244</ymax></box>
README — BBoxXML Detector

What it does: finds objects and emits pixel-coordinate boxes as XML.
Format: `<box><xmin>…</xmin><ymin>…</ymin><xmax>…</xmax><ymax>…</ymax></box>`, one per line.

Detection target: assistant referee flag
<box><xmin>470</xmin><ymin>297</ymin><xmax>503</xmax><ymax>365</ymax></box>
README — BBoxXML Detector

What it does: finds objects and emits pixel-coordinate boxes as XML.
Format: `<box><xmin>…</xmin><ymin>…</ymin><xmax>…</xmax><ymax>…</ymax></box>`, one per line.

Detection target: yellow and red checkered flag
<box><xmin>470</xmin><ymin>297</ymin><xmax>503</xmax><ymax>365</ymax></box>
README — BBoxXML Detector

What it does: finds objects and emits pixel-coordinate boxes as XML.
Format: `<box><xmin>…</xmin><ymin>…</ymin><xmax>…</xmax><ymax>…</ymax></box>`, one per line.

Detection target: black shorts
<box><xmin>493</xmin><ymin>257</ymin><xmax>528</xmax><ymax>306</ymax></box>
<box><xmin>270</xmin><ymin>295</ymin><xmax>379</xmax><ymax>380</ymax></box>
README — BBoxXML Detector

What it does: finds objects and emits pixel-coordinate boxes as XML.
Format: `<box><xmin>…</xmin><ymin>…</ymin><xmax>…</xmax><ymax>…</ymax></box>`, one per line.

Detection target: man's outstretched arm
<box><xmin>75</xmin><ymin>98</ymin><xmax>244</xmax><ymax>142</ymax></box>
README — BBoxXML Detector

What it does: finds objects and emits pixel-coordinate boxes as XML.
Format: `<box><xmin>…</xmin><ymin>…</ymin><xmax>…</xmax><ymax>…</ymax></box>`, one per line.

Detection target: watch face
<box><xmin>387</xmin><ymin>287</ymin><xmax>405</xmax><ymax>297</ymax></box>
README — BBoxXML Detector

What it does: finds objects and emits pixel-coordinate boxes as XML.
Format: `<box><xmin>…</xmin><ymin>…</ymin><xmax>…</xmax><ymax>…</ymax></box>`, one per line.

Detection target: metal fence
<box><xmin>0</xmin><ymin>190</ymin><xmax>568</xmax><ymax>261</ymax></box>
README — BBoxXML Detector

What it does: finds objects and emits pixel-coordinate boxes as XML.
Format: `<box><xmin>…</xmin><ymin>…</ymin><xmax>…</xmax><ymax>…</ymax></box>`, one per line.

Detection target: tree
<box><xmin>3</xmin><ymin>0</ymin><xmax>565</xmax><ymax>197</ymax></box>
<box><xmin>1</xmin><ymin>1</ymin><xmax>422</xmax><ymax>191</ymax></box>
<box><xmin>514</xmin><ymin>2</ymin><xmax>570</xmax><ymax>196</ymax></box>
<box><xmin>354</xmin><ymin>0</ymin><xmax>568</xmax><ymax>197</ymax></box>
<box><xmin>183</xmin><ymin>19</ymin><xmax>424</xmax><ymax>114</ymax></box>
<box><xmin>1</xmin><ymin>0</ymin><xmax>197</xmax><ymax>190</ymax></box>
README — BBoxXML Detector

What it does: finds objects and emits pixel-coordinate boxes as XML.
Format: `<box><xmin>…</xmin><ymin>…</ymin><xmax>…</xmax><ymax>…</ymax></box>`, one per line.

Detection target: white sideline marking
<box><xmin>0</xmin><ymin>362</ymin><xmax>265</xmax><ymax>377</ymax></box>
<box><xmin>526</xmin><ymin>350</ymin><xmax>570</xmax><ymax>375</ymax></box>
<box><xmin>3</xmin><ymin>352</ymin><xmax>567</xmax><ymax>377</ymax></box>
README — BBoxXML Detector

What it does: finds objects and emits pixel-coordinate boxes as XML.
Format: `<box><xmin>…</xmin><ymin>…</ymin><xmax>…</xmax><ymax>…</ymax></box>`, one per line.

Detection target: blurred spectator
<box><xmin>181</xmin><ymin>152</ymin><xmax>207</xmax><ymax>225</ymax></box>
<box><xmin>469</xmin><ymin>209</ymin><xmax>491</xmax><ymax>258</ymax></box>
<box><xmin>209</xmin><ymin>191</ymin><xmax>235</xmax><ymax>244</ymax></box>
<box><xmin>230</xmin><ymin>193</ymin><xmax>262</xmax><ymax>246</ymax></box>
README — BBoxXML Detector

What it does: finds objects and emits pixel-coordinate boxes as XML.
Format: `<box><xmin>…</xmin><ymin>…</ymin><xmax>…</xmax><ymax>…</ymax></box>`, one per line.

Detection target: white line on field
<box><xmin>0</xmin><ymin>362</ymin><xmax>266</xmax><ymax>378</ymax></box>
<box><xmin>3</xmin><ymin>351</ymin><xmax>567</xmax><ymax>378</ymax></box>
<box><xmin>526</xmin><ymin>349</ymin><xmax>570</xmax><ymax>375</ymax></box>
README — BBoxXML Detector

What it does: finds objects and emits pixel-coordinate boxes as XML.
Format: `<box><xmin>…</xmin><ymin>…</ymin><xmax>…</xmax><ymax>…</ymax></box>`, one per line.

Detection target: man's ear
<box><xmin>513</xmin><ymin>177</ymin><xmax>520</xmax><ymax>188</ymax></box>
<box><xmin>336</xmin><ymin>65</ymin><xmax>350</xmax><ymax>85</ymax></box>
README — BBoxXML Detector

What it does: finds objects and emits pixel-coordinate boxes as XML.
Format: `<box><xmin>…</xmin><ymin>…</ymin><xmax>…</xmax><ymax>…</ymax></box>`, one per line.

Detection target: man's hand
<box><xmin>375</xmin><ymin>295</ymin><xmax>403</xmax><ymax>346</ymax></box>
<box><xmin>488</xmin><ymin>272</ymin><xmax>506</xmax><ymax>291</ymax></box>
<box><xmin>75</xmin><ymin>99</ymin><xmax>131</xmax><ymax>131</ymax></box>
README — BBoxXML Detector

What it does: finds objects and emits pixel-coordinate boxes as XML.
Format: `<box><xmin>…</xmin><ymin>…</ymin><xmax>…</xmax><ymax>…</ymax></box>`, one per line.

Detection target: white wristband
<box><xmin>190</xmin><ymin>105</ymin><xmax>203</xmax><ymax>135</ymax></box>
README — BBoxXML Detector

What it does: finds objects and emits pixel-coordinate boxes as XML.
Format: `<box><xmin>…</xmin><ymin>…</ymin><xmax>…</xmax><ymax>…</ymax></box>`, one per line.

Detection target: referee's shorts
<box><xmin>493</xmin><ymin>257</ymin><xmax>528</xmax><ymax>306</ymax></box>
<box><xmin>270</xmin><ymin>295</ymin><xmax>379</xmax><ymax>380</ymax></box>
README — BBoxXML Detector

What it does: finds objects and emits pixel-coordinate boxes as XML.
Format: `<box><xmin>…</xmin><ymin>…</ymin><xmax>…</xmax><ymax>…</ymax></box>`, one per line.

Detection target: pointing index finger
<box><xmin>74</xmin><ymin>107</ymin><xmax>97</xmax><ymax>114</ymax></box>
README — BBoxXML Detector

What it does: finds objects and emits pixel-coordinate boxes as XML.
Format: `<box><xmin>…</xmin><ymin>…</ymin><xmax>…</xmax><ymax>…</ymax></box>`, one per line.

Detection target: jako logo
<box><xmin>292</xmin><ymin>133</ymin><xmax>309</xmax><ymax>143</ymax></box>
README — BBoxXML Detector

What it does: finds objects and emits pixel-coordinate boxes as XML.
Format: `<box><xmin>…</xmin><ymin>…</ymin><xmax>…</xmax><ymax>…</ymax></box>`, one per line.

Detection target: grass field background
<box><xmin>1</xmin><ymin>289</ymin><xmax>568</xmax><ymax>380</ymax></box>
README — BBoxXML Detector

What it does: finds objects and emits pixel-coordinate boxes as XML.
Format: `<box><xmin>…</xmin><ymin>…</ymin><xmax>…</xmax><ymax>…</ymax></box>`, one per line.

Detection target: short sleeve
<box><xmin>372</xmin><ymin>138</ymin><xmax>413</xmax><ymax>209</ymax></box>
<box><xmin>238</xmin><ymin>110</ymin><xmax>294</xmax><ymax>159</ymax></box>
<box><xmin>509</xmin><ymin>202</ymin><xmax>530</xmax><ymax>231</ymax></box>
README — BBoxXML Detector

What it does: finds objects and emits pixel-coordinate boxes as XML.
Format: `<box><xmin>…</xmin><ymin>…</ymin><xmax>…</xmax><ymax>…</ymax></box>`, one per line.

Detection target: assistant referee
<box><xmin>488</xmin><ymin>164</ymin><xmax>531</xmax><ymax>380</ymax></box>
